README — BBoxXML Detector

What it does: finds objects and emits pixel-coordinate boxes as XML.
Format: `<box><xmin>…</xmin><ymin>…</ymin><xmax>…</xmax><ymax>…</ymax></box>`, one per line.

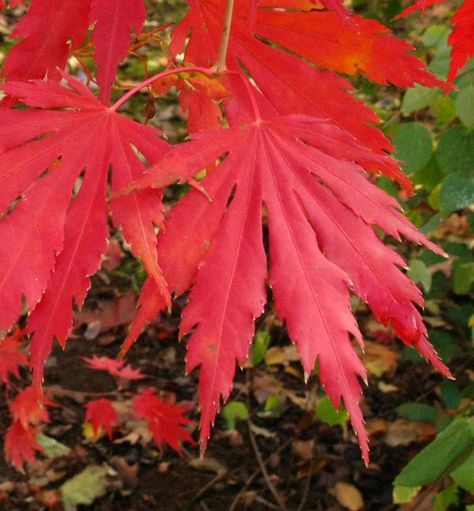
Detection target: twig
<box><xmin>193</xmin><ymin>470</ymin><xmax>229</xmax><ymax>502</ymax></box>
<box><xmin>254</xmin><ymin>495</ymin><xmax>281</xmax><ymax>510</ymax></box>
<box><xmin>297</xmin><ymin>445</ymin><xmax>316</xmax><ymax>511</ymax></box>
<box><xmin>228</xmin><ymin>439</ymin><xmax>292</xmax><ymax>511</ymax></box>
<box><xmin>213</xmin><ymin>0</ymin><xmax>235</xmax><ymax>73</ymax></box>
<box><xmin>110</xmin><ymin>66</ymin><xmax>214</xmax><ymax>112</ymax></box>
<box><xmin>247</xmin><ymin>420</ymin><xmax>288</xmax><ymax>511</ymax></box>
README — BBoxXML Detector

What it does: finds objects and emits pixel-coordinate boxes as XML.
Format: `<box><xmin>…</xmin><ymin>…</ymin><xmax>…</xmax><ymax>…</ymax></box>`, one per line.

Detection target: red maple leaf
<box><xmin>0</xmin><ymin>74</ymin><xmax>172</xmax><ymax>386</ymax></box>
<box><xmin>448</xmin><ymin>0</ymin><xmax>474</xmax><ymax>82</ymax></box>
<box><xmin>0</xmin><ymin>330</ymin><xmax>28</xmax><ymax>386</ymax></box>
<box><xmin>0</xmin><ymin>0</ymin><xmax>24</xmax><ymax>9</ymax></box>
<box><xmin>89</xmin><ymin>0</ymin><xmax>147</xmax><ymax>104</ymax></box>
<box><xmin>133</xmin><ymin>388</ymin><xmax>194</xmax><ymax>453</ymax></box>
<box><xmin>0</xmin><ymin>0</ymin><xmax>460</xmax><ymax>468</ymax></box>
<box><xmin>1</xmin><ymin>0</ymin><xmax>90</xmax><ymax>84</ymax></box>
<box><xmin>396</xmin><ymin>0</ymin><xmax>474</xmax><ymax>82</ymax></box>
<box><xmin>2</xmin><ymin>0</ymin><xmax>147</xmax><ymax>105</ymax></box>
<box><xmin>124</xmin><ymin>80</ymin><xmax>450</xmax><ymax>463</ymax></box>
<box><xmin>170</xmin><ymin>0</ymin><xmax>447</xmax><ymax>158</ymax></box>
<box><xmin>395</xmin><ymin>0</ymin><xmax>444</xmax><ymax>19</ymax></box>
<box><xmin>85</xmin><ymin>398</ymin><xmax>119</xmax><ymax>440</ymax></box>
<box><xmin>10</xmin><ymin>386</ymin><xmax>51</xmax><ymax>429</ymax></box>
<box><xmin>83</xmin><ymin>356</ymin><xmax>145</xmax><ymax>381</ymax></box>
<box><xmin>4</xmin><ymin>421</ymin><xmax>42</xmax><ymax>472</ymax></box>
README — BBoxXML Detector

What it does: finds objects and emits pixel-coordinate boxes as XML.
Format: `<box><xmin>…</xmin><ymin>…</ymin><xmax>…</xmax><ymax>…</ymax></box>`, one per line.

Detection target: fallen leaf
<box><xmin>377</xmin><ymin>382</ymin><xmax>399</xmax><ymax>393</ymax></box>
<box><xmin>37</xmin><ymin>434</ymin><xmax>71</xmax><ymax>458</ymax></box>
<box><xmin>264</xmin><ymin>346</ymin><xmax>286</xmax><ymax>366</ymax></box>
<box><xmin>293</xmin><ymin>439</ymin><xmax>315</xmax><ymax>462</ymax></box>
<box><xmin>384</xmin><ymin>419</ymin><xmax>436</xmax><ymax>447</ymax></box>
<box><xmin>189</xmin><ymin>457</ymin><xmax>227</xmax><ymax>474</ymax></box>
<box><xmin>366</xmin><ymin>418</ymin><xmax>389</xmax><ymax>437</ymax></box>
<box><xmin>109</xmin><ymin>456</ymin><xmax>138</xmax><ymax>487</ymax></box>
<box><xmin>249</xmin><ymin>423</ymin><xmax>277</xmax><ymax>439</ymax></box>
<box><xmin>253</xmin><ymin>374</ymin><xmax>282</xmax><ymax>404</ymax></box>
<box><xmin>333</xmin><ymin>482</ymin><xmax>364</xmax><ymax>511</ymax></box>
<box><xmin>102</xmin><ymin>239</ymin><xmax>123</xmax><ymax>272</ymax></box>
<box><xmin>362</xmin><ymin>341</ymin><xmax>399</xmax><ymax>377</ymax></box>
<box><xmin>75</xmin><ymin>291</ymin><xmax>137</xmax><ymax>333</ymax></box>
<box><xmin>60</xmin><ymin>465</ymin><xmax>108</xmax><ymax>511</ymax></box>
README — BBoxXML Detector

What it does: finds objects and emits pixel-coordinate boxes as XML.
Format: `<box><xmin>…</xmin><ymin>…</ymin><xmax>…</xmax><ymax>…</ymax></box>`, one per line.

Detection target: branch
<box><xmin>110</xmin><ymin>66</ymin><xmax>215</xmax><ymax>112</ymax></box>
<box><xmin>213</xmin><ymin>0</ymin><xmax>235</xmax><ymax>73</ymax></box>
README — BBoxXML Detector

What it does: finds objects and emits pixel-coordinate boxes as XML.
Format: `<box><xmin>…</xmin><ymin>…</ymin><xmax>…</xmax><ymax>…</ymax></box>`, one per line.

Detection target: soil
<box><xmin>0</xmin><ymin>271</ymin><xmax>471</xmax><ymax>511</ymax></box>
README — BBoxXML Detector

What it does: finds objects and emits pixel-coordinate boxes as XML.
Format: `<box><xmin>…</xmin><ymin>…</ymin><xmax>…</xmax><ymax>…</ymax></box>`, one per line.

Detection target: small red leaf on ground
<box><xmin>10</xmin><ymin>386</ymin><xmax>49</xmax><ymax>429</ymax></box>
<box><xmin>4</xmin><ymin>422</ymin><xmax>42</xmax><ymax>472</ymax></box>
<box><xmin>85</xmin><ymin>398</ymin><xmax>119</xmax><ymax>440</ymax></box>
<box><xmin>134</xmin><ymin>388</ymin><xmax>194</xmax><ymax>453</ymax></box>
<box><xmin>0</xmin><ymin>331</ymin><xmax>28</xmax><ymax>386</ymax></box>
<box><xmin>83</xmin><ymin>356</ymin><xmax>145</xmax><ymax>381</ymax></box>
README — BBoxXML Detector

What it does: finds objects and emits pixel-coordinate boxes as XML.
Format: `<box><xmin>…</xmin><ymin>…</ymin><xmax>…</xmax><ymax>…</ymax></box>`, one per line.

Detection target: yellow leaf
<box><xmin>333</xmin><ymin>482</ymin><xmax>364</xmax><ymax>511</ymax></box>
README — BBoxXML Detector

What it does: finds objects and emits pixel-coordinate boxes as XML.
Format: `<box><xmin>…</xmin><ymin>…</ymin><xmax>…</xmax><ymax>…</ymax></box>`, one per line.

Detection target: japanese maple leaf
<box><xmin>0</xmin><ymin>330</ymin><xmax>28</xmax><ymax>386</ymax></box>
<box><xmin>152</xmin><ymin>71</ymin><xmax>230</xmax><ymax>131</ymax></box>
<box><xmin>124</xmin><ymin>82</ymin><xmax>450</xmax><ymax>463</ymax></box>
<box><xmin>4</xmin><ymin>421</ymin><xmax>42</xmax><ymax>472</ymax></box>
<box><xmin>1</xmin><ymin>0</ymin><xmax>90</xmax><ymax>84</ymax></box>
<box><xmin>134</xmin><ymin>389</ymin><xmax>194</xmax><ymax>453</ymax></box>
<box><xmin>170</xmin><ymin>0</ymin><xmax>447</xmax><ymax>164</ymax></box>
<box><xmin>89</xmin><ymin>0</ymin><xmax>147</xmax><ymax>104</ymax></box>
<box><xmin>2</xmin><ymin>0</ymin><xmax>147</xmax><ymax>105</ymax></box>
<box><xmin>83</xmin><ymin>356</ymin><xmax>145</xmax><ymax>381</ymax></box>
<box><xmin>0</xmin><ymin>0</ymin><xmax>24</xmax><ymax>9</ymax></box>
<box><xmin>10</xmin><ymin>386</ymin><xmax>53</xmax><ymax>429</ymax></box>
<box><xmin>0</xmin><ymin>74</ymin><xmax>172</xmax><ymax>387</ymax></box>
<box><xmin>448</xmin><ymin>0</ymin><xmax>474</xmax><ymax>82</ymax></box>
<box><xmin>395</xmin><ymin>0</ymin><xmax>444</xmax><ymax>18</ymax></box>
<box><xmin>85</xmin><ymin>398</ymin><xmax>119</xmax><ymax>440</ymax></box>
<box><xmin>396</xmin><ymin>0</ymin><xmax>474</xmax><ymax>82</ymax></box>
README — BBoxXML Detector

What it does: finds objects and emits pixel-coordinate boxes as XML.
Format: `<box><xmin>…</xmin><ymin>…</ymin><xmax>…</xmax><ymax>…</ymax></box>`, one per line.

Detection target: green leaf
<box><xmin>393</xmin><ymin>485</ymin><xmax>421</xmax><ymax>504</ymax></box>
<box><xmin>433</xmin><ymin>484</ymin><xmax>459</xmax><ymax>511</ymax></box>
<box><xmin>37</xmin><ymin>434</ymin><xmax>71</xmax><ymax>458</ymax></box>
<box><xmin>440</xmin><ymin>381</ymin><xmax>461</xmax><ymax>409</ymax></box>
<box><xmin>421</xmin><ymin>25</ymin><xmax>450</xmax><ymax>49</ymax></box>
<box><xmin>261</xmin><ymin>395</ymin><xmax>283</xmax><ymax>418</ymax></box>
<box><xmin>454</xmin><ymin>60</ymin><xmax>474</xmax><ymax>89</ymax></box>
<box><xmin>394</xmin><ymin>419</ymin><xmax>474</xmax><ymax>487</ymax></box>
<box><xmin>453</xmin><ymin>262</ymin><xmax>474</xmax><ymax>295</ymax></box>
<box><xmin>447</xmin><ymin>303</ymin><xmax>474</xmax><ymax>327</ymax></box>
<box><xmin>61</xmin><ymin>465</ymin><xmax>108</xmax><ymax>511</ymax></box>
<box><xmin>440</xmin><ymin>171</ymin><xmax>474</xmax><ymax>212</ymax></box>
<box><xmin>315</xmin><ymin>396</ymin><xmax>349</xmax><ymax>426</ymax></box>
<box><xmin>252</xmin><ymin>331</ymin><xmax>271</xmax><ymax>366</ymax></box>
<box><xmin>451</xmin><ymin>453</ymin><xmax>474</xmax><ymax>492</ymax></box>
<box><xmin>408</xmin><ymin>259</ymin><xmax>432</xmax><ymax>293</ymax></box>
<box><xmin>223</xmin><ymin>401</ymin><xmax>249</xmax><ymax>429</ymax></box>
<box><xmin>436</xmin><ymin>415</ymin><xmax>454</xmax><ymax>433</ymax></box>
<box><xmin>402</xmin><ymin>86</ymin><xmax>439</xmax><ymax>114</ymax></box>
<box><xmin>431</xmin><ymin>95</ymin><xmax>457</xmax><ymax>126</ymax></box>
<box><xmin>396</xmin><ymin>402</ymin><xmax>438</xmax><ymax>423</ymax></box>
<box><xmin>437</xmin><ymin>126</ymin><xmax>474</xmax><ymax>175</ymax></box>
<box><xmin>429</xmin><ymin>48</ymin><xmax>451</xmax><ymax>78</ymax></box>
<box><xmin>456</xmin><ymin>86</ymin><xmax>474</xmax><ymax>128</ymax></box>
<box><xmin>394</xmin><ymin>123</ymin><xmax>433</xmax><ymax>173</ymax></box>
<box><xmin>413</xmin><ymin>158</ymin><xmax>445</xmax><ymax>191</ymax></box>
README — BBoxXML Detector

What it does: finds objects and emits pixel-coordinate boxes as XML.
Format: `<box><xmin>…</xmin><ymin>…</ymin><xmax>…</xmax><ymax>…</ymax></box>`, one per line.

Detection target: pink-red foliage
<box><xmin>0</xmin><ymin>0</ymin><xmax>470</xmax><ymax>466</ymax></box>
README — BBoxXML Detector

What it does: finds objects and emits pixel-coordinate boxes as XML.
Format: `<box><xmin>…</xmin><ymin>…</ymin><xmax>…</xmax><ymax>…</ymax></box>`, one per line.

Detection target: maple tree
<box><xmin>0</xmin><ymin>0</ymin><xmax>471</xmax><ymax>469</ymax></box>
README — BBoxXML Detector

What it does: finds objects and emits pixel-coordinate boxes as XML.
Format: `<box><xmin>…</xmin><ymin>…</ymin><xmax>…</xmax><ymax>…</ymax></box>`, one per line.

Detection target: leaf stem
<box><xmin>110</xmin><ymin>66</ymin><xmax>215</xmax><ymax>112</ymax></box>
<box><xmin>213</xmin><ymin>0</ymin><xmax>235</xmax><ymax>73</ymax></box>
